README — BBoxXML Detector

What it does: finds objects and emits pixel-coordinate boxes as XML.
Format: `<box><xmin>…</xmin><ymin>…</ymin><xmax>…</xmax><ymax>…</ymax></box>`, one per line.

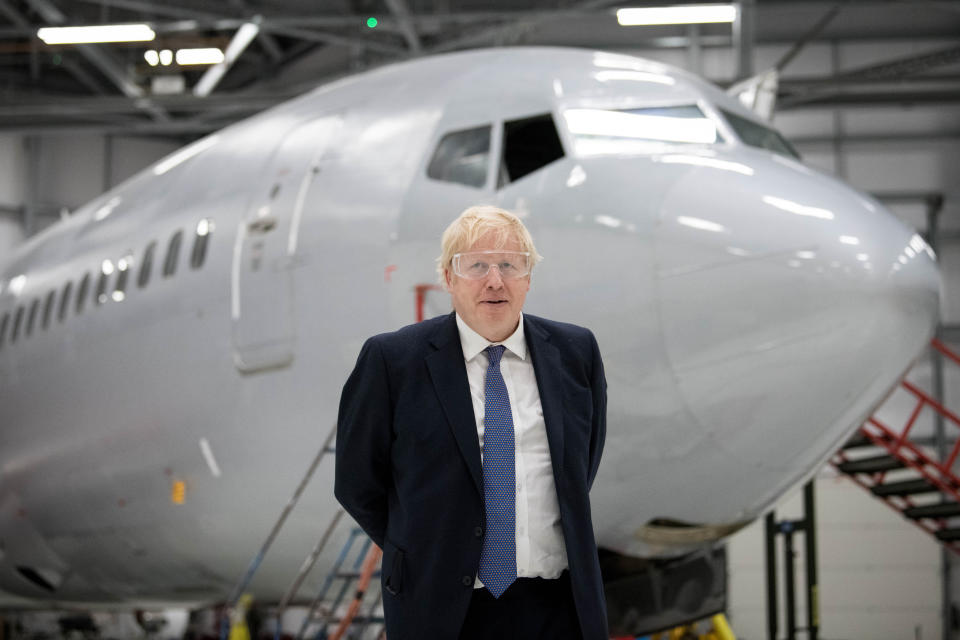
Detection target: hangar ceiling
<box><xmin>0</xmin><ymin>0</ymin><xmax>958</xmax><ymax>136</ymax></box>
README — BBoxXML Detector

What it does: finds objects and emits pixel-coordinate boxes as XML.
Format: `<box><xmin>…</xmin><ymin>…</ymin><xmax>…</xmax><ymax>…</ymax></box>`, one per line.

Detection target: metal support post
<box><xmin>783</xmin><ymin>521</ymin><xmax>797</xmax><ymax>640</ymax></box>
<box><xmin>804</xmin><ymin>481</ymin><xmax>819</xmax><ymax>640</ymax></box>
<box><xmin>103</xmin><ymin>134</ymin><xmax>114</xmax><ymax>193</ymax></box>
<box><xmin>24</xmin><ymin>135</ymin><xmax>40</xmax><ymax>237</ymax></box>
<box><xmin>765</xmin><ymin>512</ymin><xmax>778</xmax><ymax>640</ymax></box>
<box><xmin>687</xmin><ymin>24</ymin><xmax>702</xmax><ymax>75</ymax></box>
<box><xmin>766</xmin><ymin>480</ymin><xmax>819</xmax><ymax>640</ymax></box>
<box><xmin>830</xmin><ymin>42</ymin><xmax>847</xmax><ymax>180</ymax></box>
<box><xmin>734</xmin><ymin>0</ymin><xmax>755</xmax><ymax>80</ymax></box>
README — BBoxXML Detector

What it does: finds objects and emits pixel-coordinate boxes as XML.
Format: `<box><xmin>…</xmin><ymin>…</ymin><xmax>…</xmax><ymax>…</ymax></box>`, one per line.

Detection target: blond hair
<box><xmin>437</xmin><ymin>205</ymin><xmax>542</xmax><ymax>284</ymax></box>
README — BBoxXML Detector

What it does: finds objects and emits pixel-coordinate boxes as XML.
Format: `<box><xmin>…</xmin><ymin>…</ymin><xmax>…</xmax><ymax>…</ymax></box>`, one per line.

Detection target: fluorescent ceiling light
<box><xmin>37</xmin><ymin>24</ymin><xmax>155</xmax><ymax>44</ymax></box>
<box><xmin>617</xmin><ymin>4</ymin><xmax>736</xmax><ymax>26</ymax></box>
<box><xmin>176</xmin><ymin>48</ymin><xmax>225</xmax><ymax>65</ymax></box>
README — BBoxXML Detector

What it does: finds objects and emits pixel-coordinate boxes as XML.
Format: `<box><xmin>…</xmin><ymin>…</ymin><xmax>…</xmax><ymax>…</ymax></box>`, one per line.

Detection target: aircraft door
<box><xmin>232</xmin><ymin>116</ymin><xmax>340</xmax><ymax>373</ymax></box>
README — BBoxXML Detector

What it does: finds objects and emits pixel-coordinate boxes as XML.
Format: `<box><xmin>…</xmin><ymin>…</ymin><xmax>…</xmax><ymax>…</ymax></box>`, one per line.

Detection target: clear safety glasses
<box><xmin>452</xmin><ymin>250</ymin><xmax>532</xmax><ymax>280</ymax></box>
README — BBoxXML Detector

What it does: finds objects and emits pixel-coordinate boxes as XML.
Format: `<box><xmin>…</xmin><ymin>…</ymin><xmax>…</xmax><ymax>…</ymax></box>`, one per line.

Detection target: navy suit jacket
<box><xmin>334</xmin><ymin>312</ymin><xmax>608</xmax><ymax>639</ymax></box>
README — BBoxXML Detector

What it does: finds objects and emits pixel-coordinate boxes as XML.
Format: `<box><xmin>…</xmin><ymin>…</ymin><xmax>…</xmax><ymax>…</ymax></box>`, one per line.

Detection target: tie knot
<box><xmin>485</xmin><ymin>344</ymin><xmax>506</xmax><ymax>367</ymax></box>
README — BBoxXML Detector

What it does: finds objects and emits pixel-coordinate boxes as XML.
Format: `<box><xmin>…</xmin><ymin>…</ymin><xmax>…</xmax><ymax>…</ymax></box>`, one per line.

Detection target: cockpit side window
<box><xmin>721</xmin><ymin>108</ymin><xmax>801</xmax><ymax>159</ymax></box>
<box><xmin>426</xmin><ymin>125</ymin><xmax>491</xmax><ymax>189</ymax></box>
<box><xmin>499</xmin><ymin>114</ymin><xmax>565</xmax><ymax>188</ymax></box>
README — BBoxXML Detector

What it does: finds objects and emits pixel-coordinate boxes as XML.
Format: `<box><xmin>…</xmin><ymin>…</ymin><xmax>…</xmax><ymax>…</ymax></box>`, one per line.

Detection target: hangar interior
<box><xmin>1</xmin><ymin>1</ymin><xmax>959</xmax><ymax>638</ymax></box>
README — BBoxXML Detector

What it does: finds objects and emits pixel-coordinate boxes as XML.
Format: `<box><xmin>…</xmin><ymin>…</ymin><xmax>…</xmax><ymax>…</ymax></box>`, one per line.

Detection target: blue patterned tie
<box><xmin>477</xmin><ymin>345</ymin><xmax>517</xmax><ymax>598</ymax></box>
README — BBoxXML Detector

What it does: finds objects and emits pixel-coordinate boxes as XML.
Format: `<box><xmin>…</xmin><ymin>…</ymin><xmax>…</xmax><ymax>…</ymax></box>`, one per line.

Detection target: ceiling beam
<box><xmin>773</xmin><ymin>2</ymin><xmax>842</xmax><ymax>72</ymax></box>
<box><xmin>836</xmin><ymin>44</ymin><xmax>960</xmax><ymax>82</ymax></box>
<box><xmin>791</xmin><ymin>132</ymin><xmax>960</xmax><ymax>146</ymax></box>
<box><xmin>383</xmin><ymin>0</ymin><xmax>422</xmax><ymax>54</ymax></box>
<box><xmin>780</xmin><ymin>88</ymin><xmax>960</xmax><ymax>108</ymax></box>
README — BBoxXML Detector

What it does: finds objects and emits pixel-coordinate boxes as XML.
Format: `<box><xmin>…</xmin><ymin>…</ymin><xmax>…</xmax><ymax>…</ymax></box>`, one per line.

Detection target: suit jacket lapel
<box><xmin>425</xmin><ymin>314</ymin><xmax>483</xmax><ymax>495</ymax></box>
<box><xmin>524</xmin><ymin>316</ymin><xmax>566</xmax><ymax>479</ymax></box>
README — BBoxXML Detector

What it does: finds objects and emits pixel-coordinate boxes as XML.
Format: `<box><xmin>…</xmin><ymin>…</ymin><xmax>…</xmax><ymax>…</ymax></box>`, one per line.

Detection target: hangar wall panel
<box><xmin>39</xmin><ymin>135</ymin><xmax>107</xmax><ymax>210</ymax></box>
<box><xmin>0</xmin><ymin>134</ymin><xmax>27</xmax><ymax>255</ymax></box>
<box><xmin>0</xmin><ymin>134</ymin><xmax>26</xmax><ymax>206</ymax></box>
<box><xmin>0</xmin><ymin>133</ymin><xmax>182</xmax><ymax>238</ymax></box>
<box><xmin>107</xmin><ymin>137</ymin><xmax>182</xmax><ymax>187</ymax></box>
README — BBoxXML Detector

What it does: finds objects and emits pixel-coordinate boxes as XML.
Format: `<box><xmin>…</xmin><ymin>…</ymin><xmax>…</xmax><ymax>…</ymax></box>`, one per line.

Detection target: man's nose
<box><xmin>484</xmin><ymin>265</ymin><xmax>505</xmax><ymax>287</ymax></box>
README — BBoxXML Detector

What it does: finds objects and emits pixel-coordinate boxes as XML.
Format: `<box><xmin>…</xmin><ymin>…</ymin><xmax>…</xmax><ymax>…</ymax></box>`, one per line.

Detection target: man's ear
<box><xmin>444</xmin><ymin>269</ymin><xmax>452</xmax><ymax>289</ymax></box>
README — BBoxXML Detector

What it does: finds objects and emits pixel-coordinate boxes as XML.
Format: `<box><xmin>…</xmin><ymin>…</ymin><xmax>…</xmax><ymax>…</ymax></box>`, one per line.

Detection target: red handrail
<box><xmin>932</xmin><ymin>338</ymin><xmax>960</xmax><ymax>367</ymax></box>
<box><xmin>833</xmin><ymin>338</ymin><xmax>960</xmax><ymax>555</ymax></box>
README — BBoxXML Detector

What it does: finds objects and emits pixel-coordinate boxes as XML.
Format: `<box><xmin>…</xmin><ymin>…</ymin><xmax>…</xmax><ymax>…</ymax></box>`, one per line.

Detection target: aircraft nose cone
<box><xmin>652</xmin><ymin>152</ymin><xmax>940</xmax><ymax>488</ymax></box>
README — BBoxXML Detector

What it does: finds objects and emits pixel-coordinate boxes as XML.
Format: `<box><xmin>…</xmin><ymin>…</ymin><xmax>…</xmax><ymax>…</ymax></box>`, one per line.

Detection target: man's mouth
<box><xmin>481</xmin><ymin>299</ymin><xmax>508</xmax><ymax>305</ymax></box>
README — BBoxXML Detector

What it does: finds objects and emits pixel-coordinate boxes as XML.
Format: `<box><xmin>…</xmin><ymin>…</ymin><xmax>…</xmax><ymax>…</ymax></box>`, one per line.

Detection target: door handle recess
<box><xmin>248</xmin><ymin>216</ymin><xmax>278</xmax><ymax>233</ymax></box>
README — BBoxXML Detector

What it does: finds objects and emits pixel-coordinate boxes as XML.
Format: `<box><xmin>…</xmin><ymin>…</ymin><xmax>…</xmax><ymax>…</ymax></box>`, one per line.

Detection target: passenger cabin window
<box><xmin>721</xmin><ymin>108</ymin><xmax>800</xmax><ymax>159</ymax></box>
<box><xmin>0</xmin><ymin>312</ymin><xmax>8</xmax><ymax>349</ymax></box>
<box><xmin>114</xmin><ymin>254</ymin><xmax>132</xmax><ymax>301</ymax></box>
<box><xmin>164</xmin><ymin>230</ymin><xmax>183</xmax><ymax>278</ymax></box>
<box><xmin>191</xmin><ymin>219</ymin><xmax>214</xmax><ymax>269</ymax></box>
<box><xmin>58</xmin><ymin>281</ymin><xmax>72</xmax><ymax>322</ymax></box>
<box><xmin>11</xmin><ymin>306</ymin><xmax>24</xmax><ymax>342</ymax></box>
<box><xmin>26</xmin><ymin>298</ymin><xmax>39</xmax><ymax>336</ymax></box>
<box><xmin>138</xmin><ymin>241</ymin><xmax>156</xmax><ymax>288</ymax></box>
<box><xmin>499</xmin><ymin>114</ymin><xmax>564</xmax><ymax>187</ymax></box>
<box><xmin>42</xmin><ymin>290</ymin><xmax>55</xmax><ymax>330</ymax></box>
<box><xmin>563</xmin><ymin>104</ymin><xmax>720</xmax><ymax>156</ymax></box>
<box><xmin>95</xmin><ymin>263</ymin><xmax>112</xmax><ymax>306</ymax></box>
<box><xmin>76</xmin><ymin>273</ymin><xmax>90</xmax><ymax>314</ymax></box>
<box><xmin>426</xmin><ymin>126</ymin><xmax>491</xmax><ymax>189</ymax></box>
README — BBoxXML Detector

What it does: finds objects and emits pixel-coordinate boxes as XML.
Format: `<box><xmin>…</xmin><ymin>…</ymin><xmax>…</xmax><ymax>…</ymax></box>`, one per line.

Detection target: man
<box><xmin>334</xmin><ymin>205</ymin><xmax>608</xmax><ymax>639</ymax></box>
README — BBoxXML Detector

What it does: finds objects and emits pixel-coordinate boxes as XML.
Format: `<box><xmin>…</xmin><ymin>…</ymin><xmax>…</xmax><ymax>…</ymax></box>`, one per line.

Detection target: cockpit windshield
<box><xmin>562</xmin><ymin>104</ymin><xmax>721</xmax><ymax>156</ymax></box>
<box><xmin>721</xmin><ymin>108</ymin><xmax>801</xmax><ymax>159</ymax></box>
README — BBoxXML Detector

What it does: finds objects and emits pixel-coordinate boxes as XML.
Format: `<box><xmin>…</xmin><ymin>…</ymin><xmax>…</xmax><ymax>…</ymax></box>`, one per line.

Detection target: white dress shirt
<box><xmin>455</xmin><ymin>313</ymin><xmax>568</xmax><ymax>587</ymax></box>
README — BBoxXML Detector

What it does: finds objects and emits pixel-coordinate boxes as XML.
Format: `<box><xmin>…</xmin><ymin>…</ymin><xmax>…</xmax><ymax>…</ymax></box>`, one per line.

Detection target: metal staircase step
<box><xmin>836</xmin><ymin>454</ymin><xmax>905</xmax><ymax>474</ymax></box>
<box><xmin>905</xmin><ymin>502</ymin><xmax>960</xmax><ymax>520</ymax></box>
<box><xmin>871</xmin><ymin>478</ymin><xmax>936</xmax><ymax>497</ymax></box>
<box><xmin>935</xmin><ymin>528</ymin><xmax>960</xmax><ymax>542</ymax></box>
<box><xmin>841</xmin><ymin>432</ymin><xmax>873</xmax><ymax>450</ymax></box>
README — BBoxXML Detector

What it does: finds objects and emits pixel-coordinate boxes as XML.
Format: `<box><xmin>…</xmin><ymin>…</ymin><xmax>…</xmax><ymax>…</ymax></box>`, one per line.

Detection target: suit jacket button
<box><xmin>474</xmin><ymin>527</ymin><xmax>483</xmax><ymax>538</ymax></box>
<box><xmin>462</xmin><ymin>575</ymin><xmax>473</xmax><ymax>586</ymax></box>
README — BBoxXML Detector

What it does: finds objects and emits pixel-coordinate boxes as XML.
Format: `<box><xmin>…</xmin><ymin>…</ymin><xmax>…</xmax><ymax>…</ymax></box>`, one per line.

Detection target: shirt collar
<box><xmin>455</xmin><ymin>312</ymin><xmax>527</xmax><ymax>362</ymax></box>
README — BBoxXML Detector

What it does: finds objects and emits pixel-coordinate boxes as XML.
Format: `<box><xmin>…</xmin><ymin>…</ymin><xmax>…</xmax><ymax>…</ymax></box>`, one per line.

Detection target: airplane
<box><xmin>0</xmin><ymin>46</ymin><xmax>941</xmax><ymax>636</ymax></box>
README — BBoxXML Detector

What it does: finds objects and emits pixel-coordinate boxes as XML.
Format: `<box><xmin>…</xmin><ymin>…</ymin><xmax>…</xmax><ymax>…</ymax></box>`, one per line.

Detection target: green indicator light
<box><xmin>367</xmin><ymin>17</ymin><xmax>378</xmax><ymax>28</ymax></box>
<box><xmin>52</xmin><ymin>53</ymin><xmax>62</xmax><ymax>65</ymax></box>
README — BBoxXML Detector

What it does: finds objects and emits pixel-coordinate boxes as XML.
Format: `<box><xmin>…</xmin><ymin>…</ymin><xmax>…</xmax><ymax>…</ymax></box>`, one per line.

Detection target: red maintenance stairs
<box><xmin>831</xmin><ymin>338</ymin><xmax>960</xmax><ymax>553</ymax></box>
